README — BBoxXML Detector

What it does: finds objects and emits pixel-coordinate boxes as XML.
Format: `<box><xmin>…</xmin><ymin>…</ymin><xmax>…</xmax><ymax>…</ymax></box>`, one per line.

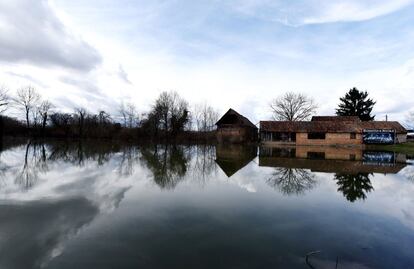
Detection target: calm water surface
<box><xmin>0</xmin><ymin>140</ymin><xmax>413</xmax><ymax>269</ymax></box>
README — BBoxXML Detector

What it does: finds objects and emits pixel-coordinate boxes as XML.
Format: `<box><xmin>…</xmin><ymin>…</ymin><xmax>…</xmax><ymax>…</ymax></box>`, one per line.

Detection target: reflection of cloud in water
<box><xmin>0</xmin><ymin>143</ymin><xmax>138</xmax><ymax>213</ymax></box>
<box><xmin>2</xmin><ymin>141</ymin><xmax>414</xmax><ymax>268</ymax></box>
<box><xmin>0</xmin><ymin>142</ymin><xmax>141</xmax><ymax>268</ymax></box>
<box><xmin>0</xmin><ymin>197</ymin><xmax>99</xmax><ymax>269</ymax></box>
<box><xmin>400</xmin><ymin>165</ymin><xmax>414</xmax><ymax>182</ymax></box>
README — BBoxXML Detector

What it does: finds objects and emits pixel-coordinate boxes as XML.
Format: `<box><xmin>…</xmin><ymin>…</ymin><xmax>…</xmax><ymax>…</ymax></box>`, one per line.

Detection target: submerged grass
<box><xmin>367</xmin><ymin>142</ymin><xmax>414</xmax><ymax>155</ymax></box>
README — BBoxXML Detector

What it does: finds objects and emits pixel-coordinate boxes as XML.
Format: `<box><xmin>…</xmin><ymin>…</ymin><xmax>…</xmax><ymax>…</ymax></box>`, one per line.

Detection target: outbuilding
<box><xmin>260</xmin><ymin>116</ymin><xmax>407</xmax><ymax>145</ymax></box>
<box><xmin>216</xmin><ymin>109</ymin><xmax>258</xmax><ymax>143</ymax></box>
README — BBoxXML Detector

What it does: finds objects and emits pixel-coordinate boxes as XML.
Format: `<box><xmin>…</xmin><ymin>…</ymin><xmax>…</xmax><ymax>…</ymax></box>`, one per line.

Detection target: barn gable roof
<box><xmin>216</xmin><ymin>108</ymin><xmax>257</xmax><ymax>129</ymax></box>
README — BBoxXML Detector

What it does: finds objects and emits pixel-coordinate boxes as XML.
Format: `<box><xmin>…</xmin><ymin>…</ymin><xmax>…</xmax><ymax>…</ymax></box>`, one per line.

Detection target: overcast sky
<box><xmin>1</xmin><ymin>0</ymin><xmax>414</xmax><ymax>124</ymax></box>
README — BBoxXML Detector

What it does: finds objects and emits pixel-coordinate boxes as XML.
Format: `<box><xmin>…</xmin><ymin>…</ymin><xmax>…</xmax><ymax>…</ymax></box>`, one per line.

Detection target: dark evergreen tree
<box><xmin>336</xmin><ymin>87</ymin><xmax>376</xmax><ymax>121</ymax></box>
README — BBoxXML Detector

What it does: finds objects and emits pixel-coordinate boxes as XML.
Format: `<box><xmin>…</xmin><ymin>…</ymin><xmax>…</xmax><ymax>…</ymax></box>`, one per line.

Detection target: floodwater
<box><xmin>0</xmin><ymin>140</ymin><xmax>413</xmax><ymax>269</ymax></box>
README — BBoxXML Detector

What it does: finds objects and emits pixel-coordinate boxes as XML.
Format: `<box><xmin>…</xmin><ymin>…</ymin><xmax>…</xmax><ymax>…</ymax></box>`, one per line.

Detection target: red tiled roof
<box><xmin>260</xmin><ymin>121</ymin><xmax>359</xmax><ymax>133</ymax></box>
<box><xmin>260</xmin><ymin>120</ymin><xmax>407</xmax><ymax>133</ymax></box>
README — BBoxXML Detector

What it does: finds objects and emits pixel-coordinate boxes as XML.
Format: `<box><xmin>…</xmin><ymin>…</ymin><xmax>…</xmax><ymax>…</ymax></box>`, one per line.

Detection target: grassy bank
<box><xmin>366</xmin><ymin>142</ymin><xmax>414</xmax><ymax>155</ymax></box>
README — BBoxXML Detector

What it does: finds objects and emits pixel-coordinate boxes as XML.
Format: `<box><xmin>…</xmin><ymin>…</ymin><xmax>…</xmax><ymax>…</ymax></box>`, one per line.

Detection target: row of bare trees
<box><xmin>0</xmin><ymin>86</ymin><xmax>53</xmax><ymax>131</ymax></box>
<box><xmin>0</xmin><ymin>86</ymin><xmax>220</xmax><ymax>140</ymax></box>
<box><xmin>0</xmin><ymin>86</ymin><xmax>9</xmax><ymax>114</ymax></box>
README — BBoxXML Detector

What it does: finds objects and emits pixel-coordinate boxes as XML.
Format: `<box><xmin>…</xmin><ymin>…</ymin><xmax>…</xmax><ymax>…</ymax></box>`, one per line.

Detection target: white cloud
<box><xmin>1</xmin><ymin>0</ymin><xmax>414</xmax><ymax>122</ymax></box>
<box><xmin>231</xmin><ymin>0</ymin><xmax>414</xmax><ymax>25</ymax></box>
<box><xmin>0</xmin><ymin>0</ymin><xmax>101</xmax><ymax>71</ymax></box>
<box><xmin>118</xmin><ymin>65</ymin><xmax>131</xmax><ymax>85</ymax></box>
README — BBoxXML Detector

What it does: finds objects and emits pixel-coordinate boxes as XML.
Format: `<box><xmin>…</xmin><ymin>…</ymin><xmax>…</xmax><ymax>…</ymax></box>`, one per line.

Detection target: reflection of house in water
<box><xmin>259</xmin><ymin>146</ymin><xmax>407</xmax><ymax>174</ymax></box>
<box><xmin>260</xmin><ymin>146</ymin><xmax>408</xmax><ymax>202</ymax></box>
<box><xmin>215</xmin><ymin>145</ymin><xmax>257</xmax><ymax>177</ymax></box>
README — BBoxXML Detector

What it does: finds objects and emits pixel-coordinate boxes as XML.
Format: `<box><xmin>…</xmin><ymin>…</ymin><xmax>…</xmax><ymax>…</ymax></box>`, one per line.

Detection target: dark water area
<box><xmin>0</xmin><ymin>140</ymin><xmax>414</xmax><ymax>269</ymax></box>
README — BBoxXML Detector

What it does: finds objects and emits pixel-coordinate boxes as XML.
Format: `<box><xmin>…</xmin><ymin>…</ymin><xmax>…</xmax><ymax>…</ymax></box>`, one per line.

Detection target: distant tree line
<box><xmin>0</xmin><ymin>86</ymin><xmax>219</xmax><ymax>142</ymax></box>
<box><xmin>1</xmin><ymin>84</ymin><xmax>409</xmax><ymax>142</ymax></box>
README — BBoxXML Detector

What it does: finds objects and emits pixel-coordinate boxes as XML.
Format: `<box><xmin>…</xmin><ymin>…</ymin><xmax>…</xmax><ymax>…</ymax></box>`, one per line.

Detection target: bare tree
<box><xmin>0</xmin><ymin>86</ymin><xmax>9</xmax><ymax>114</ymax></box>
<box><xmin>118</xmin><ymin>102</ymin><xmax>128</xmax><ymax>127</ymax></box>
<box><xmin>38</xmin><ymin>100</ymin><xmax>53</xmax><ymax>131</ymax></box>
<box><xmin>155</xmin><ymin>91</ymin><xmax>176</xmax><ymax>131</ymax></box>
<box><xmin>98</xmin><ymin>110</ymin><xmax>111</xmax><ymax>125</ymax></box>
<box><xmin>14</xmin><ymin>86</ymin><xmax>41</xmax><ymax>128</ymax></box>
<box><xmin>75</xmin><ymin>107</ymin><xmax>87</xmax><ymax>137</ymax></box>
<box><xmin>126</xmin><ymin>103</ymin><xmax>138</xmax><ymax>128</ymax></box>
<box><xmin>31</xmin><ymin>107</ymin><xmax>41</xmax><ymax>128</ymax></box>
<box><xmin>194</xmin><ymin>102</ymin><xmax>219</xmax><ymax>132</ymax></box>
<box><xmin>152</xmin><ymin>91</ymin><xmax>189</xmax><ymax>132</ymax></box>
<box><xmin>269</xmin><ymin>92</ymin><xmax>317</xmax><ymax>121</ymax></box>
<box><xmin>118</xmin><ymin>102</ymin><xmax>139</xmax><ymax>128</ymax></box>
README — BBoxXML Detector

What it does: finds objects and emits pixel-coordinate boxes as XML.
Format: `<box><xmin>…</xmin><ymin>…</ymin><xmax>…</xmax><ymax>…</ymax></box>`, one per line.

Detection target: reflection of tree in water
<box><xmin>334</xmin><ymin>173</ymin><xmax>374</xmax><ymax>202</ymax></box>
<box><xmin>2</xmin><ymin>141</ymin><xmax>212</xmax><ymax>190</ymax></box>
<box><xmin>48</xmin><ymin>141</ymin><xmax>114</xmax><ymax>166</ymax></box>
<box><xmin>46</xmin><ymin>141</ymin><xmax>143</xmax><ymax>177</ymax></box>
<box><xmin>118</xmin><ymin>146</ymin><xmax>140</xmax><ymax>177</ymax></box>
<box><xmin>0</xmin><ymin>145</ymin><xmax>7</xmax><ymax>187</ymax></box>
<box><xmin>12</xmin><ymin>140</ymin><xmax>124</xmax><ymax>190</ymax></box>
<box><xmin>191</xmin><ymin>145</ymin><xmax>217</xmax><ymax>185</ymax></box>
<box><xmin>15</xmin><ymin>141</ymin><xmax>48</xmax><ymax>190</ymax></box>
<box><xmin>141</xmin><ymin>145</ymin><xmax>190</xmax><ymax>189</ymax></box>
<box><xmin>267</xmin><ymin>168</ymin><xmax>317</xmax><ymax>195</ymax></box>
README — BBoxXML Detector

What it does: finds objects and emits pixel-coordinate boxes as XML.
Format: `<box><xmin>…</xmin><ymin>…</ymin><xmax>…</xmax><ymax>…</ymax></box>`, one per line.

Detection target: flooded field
<box><xmin>0</xmin><ymin>140</ymin><xmax>413</xmax><ymax>269</ymax></box>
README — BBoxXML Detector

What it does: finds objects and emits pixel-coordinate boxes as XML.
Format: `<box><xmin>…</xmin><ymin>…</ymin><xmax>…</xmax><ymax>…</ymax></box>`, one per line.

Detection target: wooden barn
<box><xmin>260</xmin><ymin>116</ymin><xmax>407</xmax><ymax>146</ymax></box>
<box><xmin>216</xmin><ymin>109</ymin><xmax>258</xmax><ymax>144</ymax></box>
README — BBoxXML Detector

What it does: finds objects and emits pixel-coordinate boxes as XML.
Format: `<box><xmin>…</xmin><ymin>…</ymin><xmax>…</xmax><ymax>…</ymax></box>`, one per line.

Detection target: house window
<box><xmin>350</xmin><ymin>133</ymin><xmax>356</xmax><ymax>139</ymax></box>
<box><xmin>307</xmin><ymin>152</ymin><xmax>325</xmax><ymax>160</ymax></box>
<box><xmin>272</xmin><ymin>132</ymin><xmax>282</xmax><ymax>141</ymax></box>
<box><xmin>308</xmin><ymin>132</ymin><xmax>326</xmax><ymax>139</ymax></box>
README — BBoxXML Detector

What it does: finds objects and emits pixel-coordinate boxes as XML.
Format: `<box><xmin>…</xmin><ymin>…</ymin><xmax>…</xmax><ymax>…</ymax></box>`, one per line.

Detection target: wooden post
<box><xmin>394</xmin><ymin>130</ymin><xmax>396</xmax><ymax>144</ymax></box>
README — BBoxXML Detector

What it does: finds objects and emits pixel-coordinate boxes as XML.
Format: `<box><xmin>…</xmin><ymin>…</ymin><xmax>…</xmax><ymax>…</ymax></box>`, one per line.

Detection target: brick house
<box><xmin>260</xmin><ymin>116</ymin><xmax>407</xmax><ymax>145</ymax></box>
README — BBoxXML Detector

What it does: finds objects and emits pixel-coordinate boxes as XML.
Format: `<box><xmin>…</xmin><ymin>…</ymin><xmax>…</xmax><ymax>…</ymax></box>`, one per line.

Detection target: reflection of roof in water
<box><xmin>215</xmin><ymin>159</ymin><xmax>254</xmax><ymax>177</ymax></box>
<box><xmin>215</xmin><ymin>146</ymin><xmax>257</xmax><ymax>177</ymax></box>
<box><xmin>259</xmin><ymin>157</ymin><xmax>407</xmax><ymax>174</ymax></box>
